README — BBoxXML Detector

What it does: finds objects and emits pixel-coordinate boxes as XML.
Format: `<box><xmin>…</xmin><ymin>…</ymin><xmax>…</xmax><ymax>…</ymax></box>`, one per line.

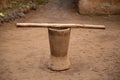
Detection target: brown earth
<box><xmin>0</xmin><ymin>0</ymin><xmax>120</xmax><ymax>80</ymax></box>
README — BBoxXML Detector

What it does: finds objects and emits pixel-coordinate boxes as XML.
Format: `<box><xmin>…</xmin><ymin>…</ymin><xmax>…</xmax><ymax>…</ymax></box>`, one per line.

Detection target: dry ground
<box><xmin>0</xmin><ymin>0</ymin><xmax>120</xmax><ymax>80</ymax></box>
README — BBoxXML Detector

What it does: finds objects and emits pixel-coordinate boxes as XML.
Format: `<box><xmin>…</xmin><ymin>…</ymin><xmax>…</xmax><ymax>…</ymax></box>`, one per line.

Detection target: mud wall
<box><xmin>78</xmin><ymin>0</ymin><xmax>120</xmax><ymax>15</ymax></box>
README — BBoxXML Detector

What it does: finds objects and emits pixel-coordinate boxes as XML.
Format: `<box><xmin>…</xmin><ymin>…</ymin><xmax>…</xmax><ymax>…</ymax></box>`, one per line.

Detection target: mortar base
<box><xmin>48</xmin><ymin>55</ymin><xmax>70</xmax><ymax>71</ymax></box>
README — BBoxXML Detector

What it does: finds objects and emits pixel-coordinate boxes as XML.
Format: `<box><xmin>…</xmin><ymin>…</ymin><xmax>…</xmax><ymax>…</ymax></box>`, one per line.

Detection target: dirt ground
<box><xmin>0</xmin><ymin>0</ymin><xmax>120</xmax><ymax>80</ymax></box>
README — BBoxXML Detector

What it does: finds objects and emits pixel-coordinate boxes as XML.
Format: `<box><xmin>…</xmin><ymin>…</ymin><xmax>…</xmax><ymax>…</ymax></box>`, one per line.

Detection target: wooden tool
<box><xmin>16</xmin><ymin>23</ymin><xmax>105</xmax><ymax>29</ymax></box>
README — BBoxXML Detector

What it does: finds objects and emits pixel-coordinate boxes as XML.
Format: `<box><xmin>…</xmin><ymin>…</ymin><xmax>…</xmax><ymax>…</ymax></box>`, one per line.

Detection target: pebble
<box><xmin>23</xmin><ymin>8</ymin><xmax>29</xmax><ymax>14</ymax></box>
<box><xmin>3</xmin><ymin>15</ymin><xmax>10</xmax><ymax>22</ymax></box>
<box><xmin>13</xmin><ymin>12</ymin><xmax>20</xmax><ymax>19</ymax></box>
<box><xmin>0</xmin><ymin>21</ymin><xmax>2</xmax><ymax>25</ymax></box>
<box><xmin>17</xmin><ymin>12</ymin><xmax>25</xmax><ymax>18</ymax></box>
<box><xmin>26</xmin><ymin>5</ymin><xmax>31</xmax><ymax>12</ymax></box>
<box><xmin>19</xmin><ymin>7</ymin><xmax>28</xmax><ymax>14</ymax></box>
<box><xmin>26</xmin><ymin>5</ymin><xmax>31</xmax><ymax>10</ymax></box>
<box><xmin>30</xmin><ymin>3</ymin><xmax>37</xmax><ymax>10</ymax></box>
<box><xmin>7</xmin><ymin>13</ymin><xmax>16</xmax><ymax>21</ymax></box>
<box><xmin>0</xmin><ymin>17</ymin><xmax>4</xmax><ymax>23</ymax></box>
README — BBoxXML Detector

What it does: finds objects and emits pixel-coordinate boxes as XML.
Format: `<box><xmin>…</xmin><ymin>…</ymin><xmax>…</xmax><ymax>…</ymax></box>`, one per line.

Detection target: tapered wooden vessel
<box><xmin>48</xmin><ymin>28</ymin><xmax>71</xmax><ymax>71</ymax></box>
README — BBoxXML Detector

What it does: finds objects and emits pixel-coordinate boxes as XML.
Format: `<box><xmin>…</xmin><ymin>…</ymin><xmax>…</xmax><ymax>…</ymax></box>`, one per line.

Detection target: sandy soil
<box><xmin>0</xmin><ymin>0</ymin><xmax>120</xmax><ymax>80</ymax></box>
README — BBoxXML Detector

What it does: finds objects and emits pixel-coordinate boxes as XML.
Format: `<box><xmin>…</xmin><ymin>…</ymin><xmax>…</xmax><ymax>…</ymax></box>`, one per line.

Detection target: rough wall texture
<box><xmin>78</xmin><ymin>0</ymin><xmax>120</xmax><ymax>15</ymax></box>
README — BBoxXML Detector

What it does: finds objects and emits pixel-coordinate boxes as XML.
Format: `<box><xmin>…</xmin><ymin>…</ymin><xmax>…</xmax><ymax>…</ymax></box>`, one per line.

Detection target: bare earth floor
<box><xmin>0</xmin><ymin>0</ymin><xmax>120</xmax><ymax>80</ymax></box>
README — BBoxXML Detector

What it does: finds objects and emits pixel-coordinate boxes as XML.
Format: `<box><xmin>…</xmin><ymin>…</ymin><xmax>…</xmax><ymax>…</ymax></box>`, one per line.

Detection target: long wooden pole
<box><xmin>16</xmin><ymin>23</ymin><xmax>105</xmax><ymax>29</ymax></box>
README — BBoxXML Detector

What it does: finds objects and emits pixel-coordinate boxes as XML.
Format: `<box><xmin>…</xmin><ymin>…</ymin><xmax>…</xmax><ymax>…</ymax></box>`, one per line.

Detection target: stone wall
<box><xmin>78</xmin><ymin>0</ymin><xmax>120</xmax><ymax>15</ymax></box>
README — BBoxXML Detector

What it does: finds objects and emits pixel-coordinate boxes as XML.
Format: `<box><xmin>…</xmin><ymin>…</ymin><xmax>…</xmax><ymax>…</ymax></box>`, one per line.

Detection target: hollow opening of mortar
<box><xmin>50</xmin><ymin>27</ymin><xmax>69</xmax><ymax>30</ymax></box>
<box><xmin>48</xmin><ymin>27</ymin><xmax>70</xmax><ymax>32</ymax></box>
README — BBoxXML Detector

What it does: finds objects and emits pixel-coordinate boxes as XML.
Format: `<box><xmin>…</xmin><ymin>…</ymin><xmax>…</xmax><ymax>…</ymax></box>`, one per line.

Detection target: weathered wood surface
<box><xmin>16</xmin><ymin>23</ymin><xmax>105</xmax><ymax>29</ymax></box>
